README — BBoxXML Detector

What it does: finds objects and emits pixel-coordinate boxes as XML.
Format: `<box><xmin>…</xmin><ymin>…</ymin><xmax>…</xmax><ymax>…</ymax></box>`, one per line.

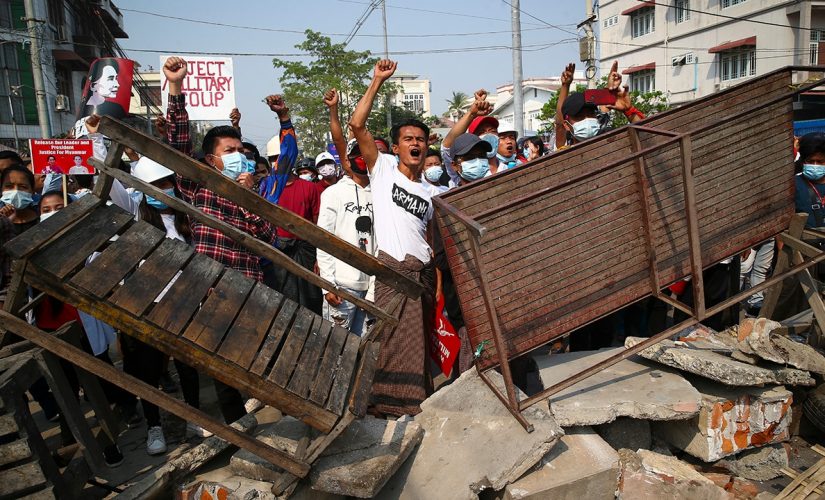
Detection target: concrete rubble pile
<box><xmin>180</xmin><ymin>317</ymin><xmax>825</xmax><ymax>499</ymax></box>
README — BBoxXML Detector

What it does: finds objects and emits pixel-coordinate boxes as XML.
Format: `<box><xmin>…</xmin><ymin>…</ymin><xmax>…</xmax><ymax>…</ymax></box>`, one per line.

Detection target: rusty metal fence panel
<box><xmin>436</xmin><ymin>68</ymin><xmax>798</xmax><ymax>371</ymax></box>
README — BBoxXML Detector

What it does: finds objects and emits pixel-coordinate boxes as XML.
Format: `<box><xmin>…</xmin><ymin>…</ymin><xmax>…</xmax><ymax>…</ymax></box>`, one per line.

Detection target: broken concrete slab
<box><xmin>377</xmin><ymin>369</ymin><xmax>563</xmax><ymax>500</ymax></box>
<box><xmin>229</xmin><ymin>417</ymin><xmax>310</xmax><ymax>483</ymax></box>
<box><xmin>534</xmin><ymin>348</ymin><xmax>701</xmax><ymax>426</ymax></box>
<box><xmin>617</xmin><ymin>449</ymin><xmax>728</xmax><ymax>500</ymax></box>
<box><xmin>732</xmin><ymin>318</ymin><xmax>825</xmax><ymax>376</ymax></box>
<box><xmin>595</xmin><ymin>418</ymin><xmax>652</xmax><ymax>451</ymax></box>
<box><xmin>503</xmin><ymin>427</ymin><xmax>618</xmax><ymax>500</ymax></box>
<box><xmin>653</xmin><ymin>379</ymin><xmax>792</xmax><ymax>462</ymax></box>
<box><xmin>626</xmin><ymin>336</ymin><xmax>815</xmax><ymax>387</ymax></box>
<box><xmin>718</xmin><ymin>443</ymin><xmax>789</xmax><ymax>481</ymax></box>
<box><xmin>309</xmin><ymin>416</ymin><xmax>423</xmax><ymax>498</ymax></box>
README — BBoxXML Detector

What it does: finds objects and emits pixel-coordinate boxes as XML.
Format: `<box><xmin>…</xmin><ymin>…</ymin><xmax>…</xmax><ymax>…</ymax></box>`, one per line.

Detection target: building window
<box><xmin>602</xmin><ymin>15</ymin><xmax>618</xmax><ymax>28</ymax></box>
<box><xmin>811</xmin><ymin>30</ymin><xmax>825</xmax><ymax>64</ymax></box>
<box><xmin>630</xmin><ymin>69</ymin><xmax>655</xmax><ymax>93</ymax></box>
<box><xmin>0</xmin><ymin>42</ymin><xmax>34</xmax><ymax>125</ymax></box>
<box><xmin>675</xmin><ymin>0</ymin><xmax>690</xmax><ymax>23</ymax></box>
<box><xmin>0</xmin><ymin>0</ymin><xmax>25</xmax><ymax>30</ymax></box>
<box><xmin>403</xmin><ymin>93</ymin><xmax>424</xmax><ymax>114</ymax></box>
<box><xmin>719</xmin><ymin>48</ymin><xmax>756</xmax><ymax>81</ymax></box>
<box><xmin>631</xmin><ymin>7</ymin><xmax>655</xmax><ymax>38</ymax></box>
<box><xmin>721</xmin><ymin>0</ymin><xmax>746</xmax><ymax>8</ymax></box>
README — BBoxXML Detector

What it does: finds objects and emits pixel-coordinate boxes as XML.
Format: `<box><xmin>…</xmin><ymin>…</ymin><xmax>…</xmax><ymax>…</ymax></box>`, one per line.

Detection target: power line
<box><xmin>336</xmin><ymin>0</ymin><xmax>563</xmax><ymax>27</ymax></box>
<box><xmin>640</xmin><ymin>0</ymin><xmax>819</xmax><ymax>32</ymax></box>
<box><xmin>499</xmin><ymin>0</ymin><xmax>579</xmax><ymax>37</ymax></box>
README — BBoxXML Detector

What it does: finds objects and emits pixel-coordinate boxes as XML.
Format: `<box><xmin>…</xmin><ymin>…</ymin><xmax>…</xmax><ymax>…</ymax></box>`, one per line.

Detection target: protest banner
<box><xmin>160</xmin><ymin>56</ymin><xmax>236</xmax><ymax>121</ymax></box>
<box><xmin>29</xmin><ymin>139</ymin><xmax>95</xmax><ymax>175</ymax></box>
<box><xmin>430</xmin><ymin>295</ymin><xmax>461</xmax><ymax>377</ymax></box>
<box><xmin>77</xmin><ymin>58</ymin><xmax>134</xmax><ymax>120</ymax></box>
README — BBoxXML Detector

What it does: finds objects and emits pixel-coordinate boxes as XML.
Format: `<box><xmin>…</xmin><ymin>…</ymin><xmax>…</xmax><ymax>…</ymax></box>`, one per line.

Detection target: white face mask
<box><xmin>424</xmin><ymin>165</ymin><xmax>443</xmax><ymax>183</ymax></box>
<box><xmin>318</xmin><ymin>164</ymin><xmax>336</xmax><ymax>178</ymax></box>
<box><xmin>571</xmin><ymin>118</ymin><xmax>601</xmax><ymax>142</ymax></box>
<box><xmin>40</xmin><ymin>210</ymin><xmax>58</xmax><ymax>222</ymax></box>
<box><xmin>299</xmin><ymin>173</ymin><xmax>314</xmax><ymax>182</ymax></box>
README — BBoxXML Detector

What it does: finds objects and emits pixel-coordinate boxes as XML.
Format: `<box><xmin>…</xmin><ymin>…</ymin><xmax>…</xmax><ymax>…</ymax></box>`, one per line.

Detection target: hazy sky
<box><xmin>117</xmin><ymin>0</ymin><xmax>585</xmax><ymax>149</ymax></box>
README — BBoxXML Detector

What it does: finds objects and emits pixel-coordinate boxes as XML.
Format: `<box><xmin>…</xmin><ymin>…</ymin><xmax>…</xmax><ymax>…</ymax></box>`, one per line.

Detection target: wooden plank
<box><xmin>287</xmin><ymin>319</ymin><xmax>333</xmax><ymax>398</ymax></box>
<box><xmin>269</xmin><ymin>309</ymin><xmax>315</xmax><ymax>387</ymax></box>
<box><xmin>309</xmin><ymin>325</ymin><xmax>349</xmax><ymax>406</ymax></box>
<box><xmin>96</xmin><ymin>116</ymin><xmax>425</xmax><ymax>299</ymax></box>
<box><xmin>326</xmin><ymin>332</ymin><xmax>360</xmax><ymax>415</ymax></box>
<box><xmin>70</xmin><ymin>222</ymin><xmax>166</xmax><ymax>298</ymax></box>
<box><xmin>182</xmin><ymin>268</ymin><xmax>255</xmax><ymax>351</ymax></box>
<box><xmin>32</xmin><ymin>205</ymin><xmax>134</xmax><ymax>280</ymax></box>
<box><xmin>147</xmin><ymin>254</ymin><xmax>224</xmax><ymax>335</ymax></box>
<box><xmin>109</xmin><ymin>237</ymin><xmax>194</xmax><ymax>317</ymax></box>
<box><xmin>218</xmin><ymin>283</ymin><xmax>284</xmax><ymax>368</ymax></box>
<box><xmin>90</xmin><ymin>157</ymin><xmax>398</xmax><ymax>327</ymax></box>
<box><xmin>92</xmin><ymin>142</ymin><xmax>124</xmax><ymax>200</ymax></box>
<box><xmin>0</xmin><ymin>461</ymin><xmax>48</xmax><ymax>497</ymax></box>
<box><xmin>348</xmin><ymin>340</ymin><xmax>380</xmax><ymax>417</ymax></box>
<box><xmin>0</xmin><ymin>412</ymin><xmax>17</xmax><ymax>437</ymax></box>
<box><xmin>2</xmin><ymin>194</ymin><xmax>98</xmax><ymax>259</ymax></box>
<box><xmin>249</xmin><ymin>300</ymin><xmax>299</xmax><ymax>376</ymax></box>
<box><xmin>0</xmin><ymin>438</ymin><xmax>31</xmax><ymax>467</ymax></box>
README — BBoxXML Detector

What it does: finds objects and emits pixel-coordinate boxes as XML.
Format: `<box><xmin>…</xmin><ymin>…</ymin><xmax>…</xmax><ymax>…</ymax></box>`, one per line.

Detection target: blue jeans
<box><xmin>323</xmin><ymin>287</ymin><xmax>368</xmax><ymax>336</ymax></box>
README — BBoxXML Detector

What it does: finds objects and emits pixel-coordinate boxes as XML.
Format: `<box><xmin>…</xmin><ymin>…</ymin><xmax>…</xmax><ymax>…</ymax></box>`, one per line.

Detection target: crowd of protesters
<box><xmin>0</xmin><ymin>54</ymin><xmax>821</xmax><ymax>465</ymax></box>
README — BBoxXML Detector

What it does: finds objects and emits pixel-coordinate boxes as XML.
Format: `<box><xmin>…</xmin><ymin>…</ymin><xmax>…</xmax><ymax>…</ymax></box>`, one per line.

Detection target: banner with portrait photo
<box><xmin>77</xmin><ymin>57</ymin><xmax>134</xmax><ymax>121</ymax></box>
<box><xmin>29</xmin><ymin>139</ymin><xmax>95</xmax><ymax>175</ymax></box>
<box><xmin>160</xmin><ymin>55</ymin><xmax>236</xmax><ymax>121</ymax></box>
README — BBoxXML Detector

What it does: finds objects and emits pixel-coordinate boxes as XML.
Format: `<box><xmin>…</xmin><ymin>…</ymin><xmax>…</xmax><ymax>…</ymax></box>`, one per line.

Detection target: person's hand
<box><xmin>469</xmin><ymin>99</ymin><xmax>493</xmax><ymax>117</ymax></box>
<box><xmin>474</xmin><ymin>89</ymin><xmax>488</xmax><ymax>101</ymax></box>
<box><xmin>0</xmin><ymin>204</ymin><xmax>14</xmax><ymax>218</ymax></box>
<box><xmin>265</xmin><ymin>95</ymin><xmax>289</xmax><ymax>119</ymax></box>
<box><xmin>325</xmin><ymin>292</ymin><xmax>343</xmax><ymax>307</ymax></box>
<box><xmin>85</xmin><ymin>114</ymin><xmax>101</xmax><ymax>134</ymax></box>
<box><xmin>124</xmin><ymin>147</ymin><xmax>139</xmax><ymax>162</ymax></box>
<box><xmin>607</xmin><ymin>85</ymin><xmax>632</xmax><ymax>113</ymax></box>
<box><xmin>606</xmin><ymin>60</ymin><xmax>622</xmax><ymax>92</ymax></box>
<box><xmin>163</xmin><ymin>56</ymin><xmax>188</xmax><ymax>83</ymax></box>
<box><xmin>237</xmin><ymin>172</ymin><xmax>254</xmax><ymax>189</ymax></box>
<box><xmin>373</xmin><ymin>59</ymin><xmax>397</xmax><ymax>82</ymax></box>
<box><xmin>323</xmin><ymin>88</ymin><xmax>339</xmax><ymax>108</ymax></box>
<box><xmin>229</xmin><ymin>108</ymin><xmax>241</xmax><ymax>128</ymax></box>
<box><xmin>527</xmin><ymin>142</ymin><xmax>540</xmax><ymax>161</ymax></box>
<box><xmin>560</xmin><ymin>63</ymin><xmax>575</xmax><ymax>87</ymax></box>
<box><xmin>154</xmin><ymin>114</ymin><xmax>167</xmax><ymax>137</ymax></box>
<box><xmin>428</xmin><ymin>133</ymin><xmax>441</xmax><ymax>146</ymax></box>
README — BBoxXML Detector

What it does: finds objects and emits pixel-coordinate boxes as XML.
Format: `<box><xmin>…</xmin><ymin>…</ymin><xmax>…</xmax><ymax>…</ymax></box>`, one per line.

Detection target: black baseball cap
<box><xmin>449</xmin><ymin>133</ymin><xmax>492</xmax><ymax>158</ymax></box>
<box><xmin>561</xmin><ymin>92</ymin><xmax>597</xmax><ymax>119</ymax></box>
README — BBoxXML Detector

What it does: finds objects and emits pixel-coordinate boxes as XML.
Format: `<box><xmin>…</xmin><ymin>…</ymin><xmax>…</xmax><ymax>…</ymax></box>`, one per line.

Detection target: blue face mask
<box><xmin>803</xmin><ymin>164</ymin><xmax>825</xmax><ymax>181</ymax></box>
<box><xmin>242</xmin><ymin>157</ymin><xmax>256</xmax><ymax>174</ymax></box>
<box><xmin>424</xmin><ymin>165</ymin><xmax>443</xmax><ymax>183</ymax></box>
<box><xmin>459</xmin><ymin>158</ymin><xmax>490</xmax><ymax>181</ymax></box>
<box><xmin>523</xmin><ymin>147</ymin><xmax>530</xmax><ymax>158</ymax></box>
<box><xmin>146</xmin><ymin>187</ymin><xmax>176</xmax><ymax>210</ymax></box>
<box><xmin>220</xmin><ymin>152</ymin><xmax>247</xmax><ymax>181</ymax></box>
<box><xmin>0</xmin><ymin>189</ymin><xmax>33</xmax><ymax>210</ymax></box>
<box><xmin>571</xmin><ymin>118</ymin><xmax>601</xmax><ymax>142</ymax></box>
<box><xmin>479</xmin><ymin>133</ymin><xmax>499</xmax><ymax>159</ymax></box>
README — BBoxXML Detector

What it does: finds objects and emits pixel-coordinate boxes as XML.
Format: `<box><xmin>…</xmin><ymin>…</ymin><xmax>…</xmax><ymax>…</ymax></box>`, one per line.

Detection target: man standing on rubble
<box><xmin>349</xmin><ymin>59</ymin><xmax>435</xmax><ymax>417</ymax></box>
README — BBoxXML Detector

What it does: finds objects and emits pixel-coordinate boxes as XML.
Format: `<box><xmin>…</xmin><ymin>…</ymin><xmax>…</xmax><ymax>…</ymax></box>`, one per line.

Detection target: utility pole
<box><xmin>23</xmin><ymin>0</ymin><xmax>51</xmax><ymax>138</ymax></box>
<box><xmin>511</xmin><ymin>0</ymin><xmax>524</xmax><ymax>136</ymax></box>
<box><xmin>4</xmin><ymin>67</ymin><xmax>20</xmax><ymax>150</ymax></box>
<box><xmin>381</xmin><ymin>0</ymin><xmax>392</xmax><ymax>132</ymax></box>
<box><xmin>580</xmin><ymin>0</ymin><xmax>597</xmax><ymax>89</ymax></box>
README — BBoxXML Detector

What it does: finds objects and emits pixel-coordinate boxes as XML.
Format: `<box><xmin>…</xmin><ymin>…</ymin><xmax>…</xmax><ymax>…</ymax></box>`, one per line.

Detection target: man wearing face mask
<box><xmin>495</xmin><ymin>124</ymin><xmax>526</xmax><ymax>172</ymax></box>
<box><xmin>450</xmin><ymin>133</ymin><xmax>493</xmax><ymax>185</ymax></box>
<box><xmin>422</xmin><ymin>149</ymin><xmax>448</xmax><ymax>195</ymax></box>
<box><xmin>0</xmin><ymin>165</ymin><xmax>39</xmax><ymax>308</ymax></box>
<box><xmin>315</xmin><ymin>152</ymin><xmax>339</xmax><ymax>193</ymax></box>
<box><xmin>441</xmin><ymin>94</ymin><xmax>495</xmax><ymax>185</ymax></box>
<box><xmin>795</xmin><ymin>132</ymin><xmax>825</xmax><ymax>228</ymax></box>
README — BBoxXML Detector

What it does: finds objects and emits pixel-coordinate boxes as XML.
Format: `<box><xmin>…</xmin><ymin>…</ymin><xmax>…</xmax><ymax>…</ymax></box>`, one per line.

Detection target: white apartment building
<box><xmin>493</xmin><ymin>74</ymin><xmax>588</xmax><ymax>133</ymax></box>
<box><xmin>388</xmin><ymin>71</ymin><xmax>432</xmax><ymax>117</ymax></box>
<box><xmin>598</xmin><ymin>0</ymin><xmax>824</xmax><ymax>105</ymax></box>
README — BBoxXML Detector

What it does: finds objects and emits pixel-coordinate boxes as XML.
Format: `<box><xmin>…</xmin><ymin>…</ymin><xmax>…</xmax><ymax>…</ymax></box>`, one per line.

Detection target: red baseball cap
<box><xmin>468</xmin><ymin>115</ymin><xmax>499</xmax><ymax>135</ymax></box>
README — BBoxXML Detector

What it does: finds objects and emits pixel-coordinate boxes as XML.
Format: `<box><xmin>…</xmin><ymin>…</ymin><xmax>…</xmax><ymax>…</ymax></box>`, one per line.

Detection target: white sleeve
<box><xmin>108</xmin><ymin>178</ymin><xmax>140</xmax><ymax>216</ymax></box>
<box><xmin>316</xmin><ymin>189</ymin><xmax>338</xmax><ymax>294</ymax></box>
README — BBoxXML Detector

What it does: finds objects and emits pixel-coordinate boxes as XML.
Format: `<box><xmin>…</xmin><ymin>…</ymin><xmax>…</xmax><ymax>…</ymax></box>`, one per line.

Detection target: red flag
<box><xmin>430</xmin><ymin>295</ymin><xmax>461</xmax><ymax>377</ymax></box>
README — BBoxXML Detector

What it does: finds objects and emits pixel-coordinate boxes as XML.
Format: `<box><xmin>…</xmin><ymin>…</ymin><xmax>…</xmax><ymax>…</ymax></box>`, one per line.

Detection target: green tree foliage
<box><xmin>445</xmin><ymin>91</ymin><xmax>470</xmax><ymax>119</ymax></box>
<box><xmin>537</xmin><ymin>77</ymin><xmax>670</xmax><ymax>132</ymax></box>
<box><xmin>367</xmin><ymin>103</ymin><xmax>426</xmax><ymax>142</ymax></box>
<box><xmin>273</xmin><ymin>30</ymin><xmax>395</xmax><ymax>155</ymax></box>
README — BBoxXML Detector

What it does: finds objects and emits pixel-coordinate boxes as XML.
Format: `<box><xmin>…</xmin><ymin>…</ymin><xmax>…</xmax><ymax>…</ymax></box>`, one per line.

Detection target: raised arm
<box><xmin>324</xmin><ymin>88</ymin><xmax>349</xmax><ymax>171</ymax></box>
<box><xmin>444</xmin><ymin>89</ymin><xmax>487</xmax><ymax>149</ymax></box>
<box><xmin>605</xmin><ymin>62</ymin><xmax>645</xmax><ymax>124</ymax></box>
<box><xmin>229</xmin><ymin>107</ymin><xmax>241</xmax><ymax>136</ymax></box>
<box><xmin>349</xmin><ymin>59</ymin><xmax>397</xmax><ymax>172</ymax></box>
<box><xmin>555</xmin><ymin>63</ymin><xmax>575</xmax><ymax>149</ymax></box>
<box><xmin>163</xmin><ymin>56</ymin><xmax>192</xmax><ymax>157</ymax></box>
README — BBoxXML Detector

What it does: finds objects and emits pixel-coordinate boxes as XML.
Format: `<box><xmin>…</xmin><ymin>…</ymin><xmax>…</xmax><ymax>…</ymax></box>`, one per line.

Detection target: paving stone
<box><xmin>595</xmin><ymin>418</ymin><xmax>652</xmax><ymax>451</ymax></box>
<box><xmin>309</xmin><ymin>417</ymin><xmax>424</xmax><ymax>498</ymax></box>
<box><xmin>503</xmin><ymin>427</ymin><xmax>619</xmax><ymax>500</ymax></box>
<box><xmin>626</xmin><ymin>336</ymin><xmax>815</xmax><ymax>387</ymax></box>
<box><xmin>534</xmin><ymin>348</ymin><xmax>701</xmax><ymax>426</ymax></box>
<box><xmin>377</xmin><ymin>369</ymin><xmax>563</xmax><ymax>500</ymax></box>
<box><xmin>717</xmin><ymin>443</ymin><xmax>790</xmax><ymax>481</ymax></box>
<box><xmin>652</xmin><ymin>379</ymin><xmax>793</xmax><ymax>462</ymax></box>
<box><xmin>617</xmin><ymin>449</ymin><xmax>728</xmax><ymax>500</ymax></box>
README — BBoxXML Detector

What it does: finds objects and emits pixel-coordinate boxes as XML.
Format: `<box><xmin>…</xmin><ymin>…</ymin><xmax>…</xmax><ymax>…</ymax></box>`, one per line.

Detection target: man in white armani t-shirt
<box><xmin>349</xmin><ymin>59</ymin><xmax>435</xmax><ymax>418</ymax></box>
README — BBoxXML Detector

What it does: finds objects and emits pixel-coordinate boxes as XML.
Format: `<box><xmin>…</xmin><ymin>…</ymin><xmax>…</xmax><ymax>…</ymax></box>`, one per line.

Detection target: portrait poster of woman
<box><xmin>77</xmin><ymin>57</ymin><xmax>134</xmax><ymax>120</ymax></box>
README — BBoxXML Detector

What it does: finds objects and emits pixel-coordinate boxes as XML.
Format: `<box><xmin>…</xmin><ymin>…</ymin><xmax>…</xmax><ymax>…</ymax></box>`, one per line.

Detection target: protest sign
<box><xmin>77</xmin><ymin>58</ymin><xmax>134</xmax><ymax>120</ymax></box>
<box><xmin>430</xmin><ymin>295</ymin><xmax>461</xmax><ymax>377</ymax></box>
<box><xmin>160</xmin><ymin>56</ymin><xmax>236</xmax><ymax>121</ymax></box>
<box><xmin>29</xmin><ymin>139</ymin><xmax>95</xmax><ymax>175</ymax></box>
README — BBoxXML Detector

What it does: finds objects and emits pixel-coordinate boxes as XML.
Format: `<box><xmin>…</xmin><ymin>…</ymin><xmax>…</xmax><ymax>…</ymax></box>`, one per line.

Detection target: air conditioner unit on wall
<box><xmin>56</xmin><ymin>25</ymin><xmax>69</xmax><ymax>42</ymax></box>
<box><xmin>672</xmin><ymin>55</ymin><xmax>687</xmax><ymax>66</ymax></box>
<box><xmin>55</xmin><ymin>95</ymin><xmax>69</xmax><ymax>112</ymax></box>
